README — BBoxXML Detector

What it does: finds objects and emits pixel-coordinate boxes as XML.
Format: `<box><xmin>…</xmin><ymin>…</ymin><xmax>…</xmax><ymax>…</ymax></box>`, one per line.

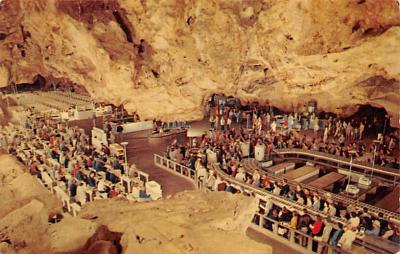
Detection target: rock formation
<box><xmin>0</xmin><ymin>0</ymin><xmax>399</xmax><ymax>125</ymax></box>
<box><xmin>0</xmin><ymin>154</ymin><xmax>271</xmax><ymax>254</ymax></box>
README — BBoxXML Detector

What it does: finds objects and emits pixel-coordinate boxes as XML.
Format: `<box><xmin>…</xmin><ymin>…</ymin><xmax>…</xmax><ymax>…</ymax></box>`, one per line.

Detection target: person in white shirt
<box><xmin>270</xmin><ymin>121</ymin><xmax>277</xmax><ymax>132</ymax></box>
<box><xmin>235</xmin><ymin>168</ymin><xmax>246</xmax><ymax>182</ymax></box>
<box><xmin>97</xmin><ymin>179</ymin><xmax>106</xmax><ymax>193</ymax></box>
<box><xmin>76</xmin><ymin>183</ymin><xmax>87</xmax><ymax>205</ymax></box>
<box><xmin>348</xmin><ymin>212</ymin><xmax>360</xmax><ymax>229</ymax></box>
<box><xmin>338</xmin><ymin>226</ymin><xmax>357</xmax><ymax>251</ymax></box>
<box><xmin>197</xmin><ymin>165</ymin><xmax>208</xmax><ymax>187</ymax></box>
<box><xmin>220</xmin><ymin>117</ymin><xmax>226</xmax><ymax>131</ymax></box>
<box><xmin>206</xmin><ymin>170</ymin><xmax>216</xmax><ymax>189</ymax></box>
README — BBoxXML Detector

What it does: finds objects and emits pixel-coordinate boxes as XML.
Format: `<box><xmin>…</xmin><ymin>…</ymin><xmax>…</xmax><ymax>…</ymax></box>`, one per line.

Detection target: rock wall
<box><xmin>0</xmin><ymin>0</ymin><xmax>399</xmax><ymax>124</ymax></box>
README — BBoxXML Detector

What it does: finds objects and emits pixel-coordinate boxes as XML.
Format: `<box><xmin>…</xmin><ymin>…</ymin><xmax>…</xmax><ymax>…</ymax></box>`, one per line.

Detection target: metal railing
<box><xmin>154</xmin><ymin>154</ymin><xmax>400</xmax><ymax>254</ymax></box>
<box><xmin>154</xmin><ymin>154</ymin><xmax>346</xmax><ymax>223</ymax></box>
<box><xmin>273</xmin><ymin>149</ymin><xmax>400</xmax><ymax>181</ymax></box>
<box><xmin>242</xmin><ymin>158</ymin><xmax>400</xmax><ymax>220</ymax></box>
<box><xmin>251</xmin><ymin>214</ymin><xmax>353</xmax><ymax>254</ymax></box>
<box><xmin>154</xmin><ymin>154</ymin><xmax>198</xmax><ymax>186</ymax></box>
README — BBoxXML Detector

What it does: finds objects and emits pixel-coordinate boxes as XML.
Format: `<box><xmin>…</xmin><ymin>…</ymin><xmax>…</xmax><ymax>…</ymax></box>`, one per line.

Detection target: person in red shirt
<box><xmin>109</xmin><ymin>186</ymin><xmax>120</xmax><ymax>198</ymax></box>
<box><xmin>310</xmin><ymin>216</ymin><xmax>324</xmax><ymax>236</ymax></box>
<box><xmin>49</xmin><ymin>136</ymin><xmax>56</xmax><ymax>146</ymax></box>
<box><xmin>73</xmin><ymin>163</ymin><xmax>80</xmax><ymax>178</ymax></box>
<box><xmin>261</xmin><ymin>174</ymin><xmax>270</xmax><ymax>188</ymax></box>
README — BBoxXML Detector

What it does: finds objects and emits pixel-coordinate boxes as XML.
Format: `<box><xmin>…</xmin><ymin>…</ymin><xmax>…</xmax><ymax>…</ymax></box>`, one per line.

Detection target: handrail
<box><xmin>273</xmin><ymin>148</ymin><xmax>400</xmax><ymax>178</ymax></box>
<box><xmin>154</xmin><ymin>154</ymin><xmax>399</xmax><ymax>254</ymax></box>
<box><xmin>242</xmin><ymin>159</ymin><xmax>400</xmax><ymax>220</ymax></box>
<box><xmin>154</xmin><ymin>154</ymin><xmax>346</xmax><ymax>223</ymax></box>
<box><xmin>251</xmin><ymin>213</ymin><xmax>354</xmax><ymax>254</ymax></box>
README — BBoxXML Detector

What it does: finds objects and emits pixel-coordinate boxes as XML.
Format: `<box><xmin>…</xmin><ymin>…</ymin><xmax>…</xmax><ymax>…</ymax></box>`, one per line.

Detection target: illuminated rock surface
<box><xmin>0</xmin><ymin>154</ymin><xmax>269</xmax><ymax>254</ymax></box>
<box><xmin>0</xmin><ymin>0</ymin><xmax>399</xmax><ymax>124</ymax></box>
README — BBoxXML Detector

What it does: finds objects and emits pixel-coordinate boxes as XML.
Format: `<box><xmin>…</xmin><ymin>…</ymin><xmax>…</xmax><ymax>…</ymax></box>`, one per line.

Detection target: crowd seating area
<box><xmin>155</xmin><ymin>96</ymin><xmax>399</xmax><ymax>253</ymax></box>
<box><xmin>11</xmin><ymin>91</ymin><xmax>92</xmax><ymax>112</ymax></box>
<box><xmin>155</xmin><ymin>154</ymin><xmax>400</xmax><ymax>254</ymax></box>
<box><xmin>0</xmin><ymin>111</ymin><xmax>162</xmax><ymax>217</ymax></box>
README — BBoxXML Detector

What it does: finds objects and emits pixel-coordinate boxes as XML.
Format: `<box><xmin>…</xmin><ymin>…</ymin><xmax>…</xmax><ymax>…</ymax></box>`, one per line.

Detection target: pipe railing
<box><xmin>154</xmin><ymin>154</ymin><xmax>399</xmax><ymax>254</ymax></box>
<box><xmin>251</xmin><ymin>214</ymin><xmax>354</xmax><ymax>254</ymax></box>
<box><xmin>242</xmin><ymin>159</ymin><xmax>400</xmax><ymax>220</ymax></box>
<box><xmin>273</xmin><ymin>148</ymin><xmax>400</xmax><ymax>179</ymax></box>
<box><xmin>154</xmin><ymin>154</ymin><xmax>347</xmax><ymax>223</ymax></box>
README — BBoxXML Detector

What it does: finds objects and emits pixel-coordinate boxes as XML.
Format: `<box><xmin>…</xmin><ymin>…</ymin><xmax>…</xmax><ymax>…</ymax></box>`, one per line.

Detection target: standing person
<box><xmin>235</xmin><ymin>110</ymin><xmax>242</xmax><ymax>125</ymax></box>
<box><xmin>76</xmin><ymin>182</ymin><xmax>86</xmax><ymax>205</ymax></box>
<box><xmin>227</xmin><ymin>116</ymin><xmax>232</xmax><ymax>131</ymax></box>
<box><xmin>271</xmin><ymin>121</ymin><xmax>277</xmax><ymax>133</ymax></box>
<box><xmin>323</xmin><ymin>127</ymin><xmax>329</xmax><ymax>143</ymax></box>
<box><xmin>359</xmin><ymin>122</ymin><xmax>365</xmax><ymax>140</ymax></box>
<box><xmin>265</xmin><ymin>112</ymin><xmax>271</xmax><ymax>130</ymax></box>
<box><xmin>313</xmin><ymin>120</ymin><xmax>320</xmax><ymax>137</ymax></box>
<box><xmin>220</xmin><ymin>116</ymin><xmax>226</xmax><ymax>131</ymax></box>
<box><xmin>209</xmin><ymin>115</ymin><xmax>215</xmax><ymax>129</ymax></box>
<box><xmin>246</xmin><ymin>112</ymin><xmax>251</xmax><ymax>129</ymax></box>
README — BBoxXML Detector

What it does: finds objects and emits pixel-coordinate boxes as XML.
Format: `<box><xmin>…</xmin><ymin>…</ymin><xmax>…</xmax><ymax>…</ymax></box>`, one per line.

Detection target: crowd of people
<box><xmin>207</xmin><ymin>97</ymin><xmax>398</xmax><ymax>168</ymax></box>
<box><xmin>1</xmin><ymin>111</ymin><xmax>152</xmax><ymax>209</ymax></box>
<box><xmin>164</xmin><ymin>95</ymin><xmax>400</xmax><ymax>252</ymax></box>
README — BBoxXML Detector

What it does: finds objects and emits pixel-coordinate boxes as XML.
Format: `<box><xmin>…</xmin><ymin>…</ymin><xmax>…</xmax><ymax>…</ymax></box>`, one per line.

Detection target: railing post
<box><xmin>289</xmin><ymin>228</ymin><xmax>295</xmax><ymax>243</ymax></box>
<box><xmin>272</xmin><ymin>221</ymin><xmax>278</xmax><ymax>234</ymax></box>
<box><xmin>259</xmin><ymin>215</ymin><xmax>264</xmax><ymax>228</ymax></box>
<box><xmin>307</xmin><ymin>236</ymin><xmax>313</xmax><ymax>252</ymax></box>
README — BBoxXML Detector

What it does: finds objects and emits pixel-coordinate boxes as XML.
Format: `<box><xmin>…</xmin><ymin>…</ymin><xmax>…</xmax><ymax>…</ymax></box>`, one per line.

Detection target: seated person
<box><xmin>109</xmin><ymin>186</ymin><xmax>120</xmax><ymax>198</ymax></box>
<box><xmin>87</xmin><ymin>172</ymin><xmax>96</xmax><ymax>187</ymax></box>
<box><xmin>69</xmin><ymin>180</ymin><xmax>77</xmax><ymax>197</ymax></box>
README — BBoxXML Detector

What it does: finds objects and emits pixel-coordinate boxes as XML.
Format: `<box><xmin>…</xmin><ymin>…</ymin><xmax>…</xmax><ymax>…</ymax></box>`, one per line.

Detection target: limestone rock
<box><xmin>0</xmin><ymin>173</ymin><xmax>62</xmax><ymax>218</ymax></box>
<box><xmin>79</xmin><ymin>191</ymin><xmax>272</xmax><ymax>254</ymax></box>
<box><xmin>48</xmin><ymin>216</ymin><xmax>100</xmax><ymax>253</ymax></box>
<box><xmin>0</xmin><ymin>154</ymin><xmax>25</xmax><ymax>186</ymax></box>
<box><xmin>0</xmin><ymin>0</ymin><xmax>399</xmax><ymax>125</ymax></box>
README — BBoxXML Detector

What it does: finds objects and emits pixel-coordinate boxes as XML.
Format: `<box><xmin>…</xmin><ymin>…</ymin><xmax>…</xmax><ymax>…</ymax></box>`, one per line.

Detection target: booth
<box><xmin>254</xmin><ymin>143</ymin><xmax>266</xmax><ymax>162</ymax></box>
<box><xmin>187</xmin><ymin>128</ymin><xmax>206</xmax><ymax>148</ymax></box>
<box><xmin>110</xmin><ymin>143</ymin><xmax>124</xmax><ymax>157</ymax></box>
<box><xmin>240</xmin><ymin>142</ymin><xmax>250</xmax><ymax>157</ymax></box>
<box><xmin>91</xmin><ymin>127</ymin><xmax>108</xmax><ymax>151</ymax></box>
<box><xmin>111</xmin><ymin>120</ymin><xmax>153</xmax><ymax>134</ymax></box>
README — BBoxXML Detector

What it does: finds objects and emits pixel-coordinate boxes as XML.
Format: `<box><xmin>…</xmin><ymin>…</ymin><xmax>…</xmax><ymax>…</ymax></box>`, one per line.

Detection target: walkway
<box><xmin>69</xmin><ymin>118</ymin><xmax>195</xmax><ymax>197</ymax></box>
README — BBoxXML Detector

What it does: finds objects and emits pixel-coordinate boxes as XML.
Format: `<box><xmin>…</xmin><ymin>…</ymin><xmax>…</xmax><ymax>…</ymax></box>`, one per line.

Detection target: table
<box><xmin>309</xmin><ymin>172</ymin><xmax>346</xmax><ymax>190</ymax></box>
<box><xmin>266</xmin><ymin>162</ymin><xmax>295</xmax><ymax>175</ymax></box>
<box><xmin>283</xmin><ymin>166</ymin><xmax>319</xmax><ymax>182</ymax></box>
<box><xmin>340</xmin><ymin>180</ymin><xmax>379</xmax><ymax>202</ymax></box>
<box><xmin>362</xmin><ymin>235</ymin><xmax>400</xmax><ymax>254</ymax></box>
<box><xmin>374</xmin><ymin>186</ymin><xmax>400</xmax><ymax>212</ymax></box>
